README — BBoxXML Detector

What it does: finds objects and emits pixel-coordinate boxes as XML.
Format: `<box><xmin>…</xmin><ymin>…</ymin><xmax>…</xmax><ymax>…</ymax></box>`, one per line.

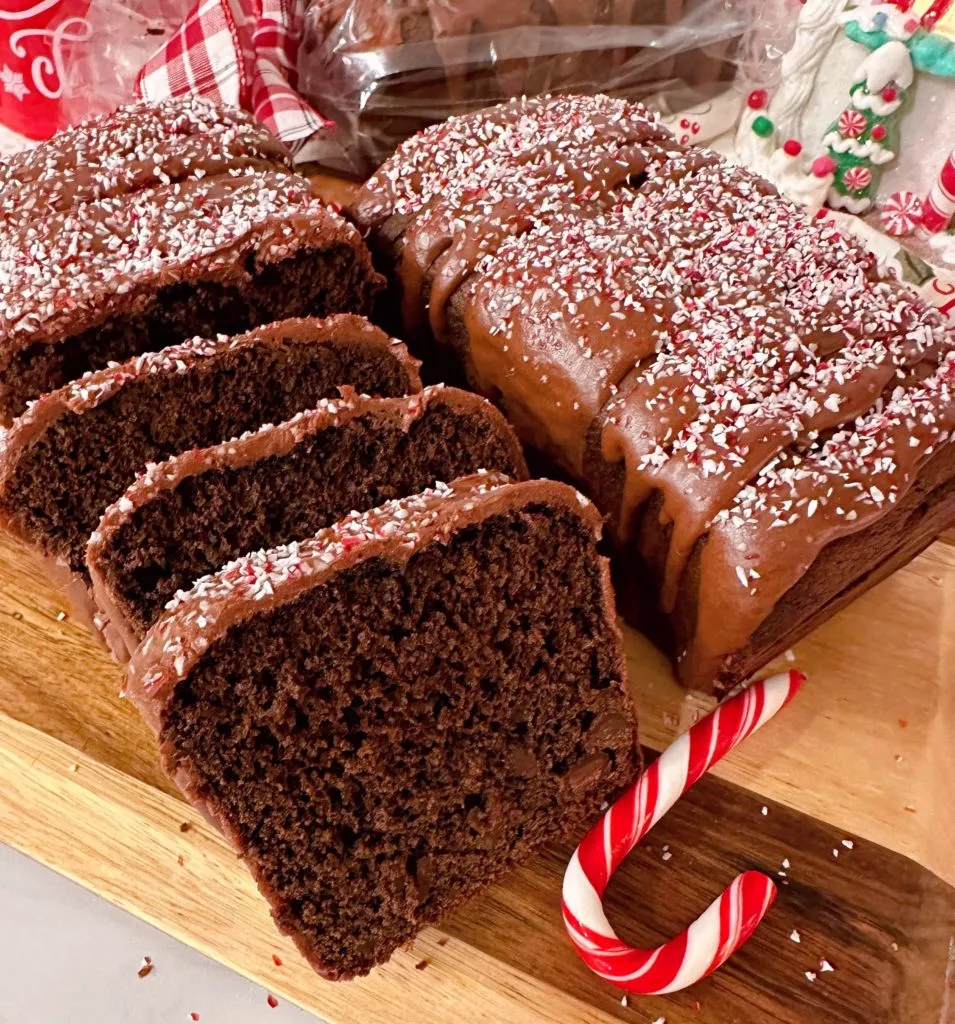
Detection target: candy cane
<box><xmin>562</xmin><ymin>669</ymin><xmax>804</xmax><ymax>995</ymax></box>
<box><xmin>922</xmin><ymin>147</ymin><xmax>955</xmax><ymax>234</ymax></box>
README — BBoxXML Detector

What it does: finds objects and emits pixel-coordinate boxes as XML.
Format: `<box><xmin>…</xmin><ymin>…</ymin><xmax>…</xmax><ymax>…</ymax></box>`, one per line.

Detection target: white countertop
<box><xmin>0</xmin><ymin>843</ymin><xmax>321</xmax><ymax>1024</ymax></box>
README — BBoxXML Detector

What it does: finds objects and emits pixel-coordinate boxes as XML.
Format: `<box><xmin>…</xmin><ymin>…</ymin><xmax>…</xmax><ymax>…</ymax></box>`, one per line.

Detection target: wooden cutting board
<box><xmin>1</xmin><ymin>526</ymin><xmax>954</xmax><ymax>1024</ymax></box>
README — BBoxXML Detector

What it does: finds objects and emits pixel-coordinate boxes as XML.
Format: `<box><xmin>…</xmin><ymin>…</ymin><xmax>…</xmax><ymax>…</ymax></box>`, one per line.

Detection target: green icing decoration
<box><xmin>824</xmin><ymin>77</ymin><xmax>910</xmax><ymax>210</ymax></box>
<box><xmin>751</xmin><ymin>115</ymin><xmax>774</xmax><ymax>137</ymax></box>
<box><xmin>895</xmin><ymin>246</ymin><xmax>935</xmax><ymax>287</ymax></box>
<box><xmin>844</xmin><ymin>22</ymin><xmax>955</xmax><ymax>77</ymax></box>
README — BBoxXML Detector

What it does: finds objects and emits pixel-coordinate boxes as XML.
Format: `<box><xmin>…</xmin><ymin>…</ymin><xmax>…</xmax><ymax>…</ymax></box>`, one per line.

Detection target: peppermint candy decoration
<box><xmin>838</xmin><ymin>109</ymin><xmax>868</xmax><ymax>138</ymax></box>
<box><xmin>843</xmin><ymin>165</ymin><xmax>873</xmax><ymax>192</ymax></box>
<box><xmin>562</xmin><ymin>670</ymin><xmax>804</xmax><ymax>995</ymax></box>
<box><xmin>922</xmin><ymin>147</ymin><xmax>955</xmax><ymax>234</ymax></box>
<box><xmin>881</xmin><ymin>191</ymin><xmax>922</xmax><ymax>236</ymax></box>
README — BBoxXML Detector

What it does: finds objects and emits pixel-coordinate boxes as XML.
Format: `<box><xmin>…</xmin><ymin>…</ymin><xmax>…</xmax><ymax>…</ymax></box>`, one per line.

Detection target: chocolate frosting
<box><xmin>0</xmin><ymin>98</ymin><xmax>370</xmax><ymax>366</ymax></box>
<box><xmin>87</xmin><ymin>385</ymin><xmax>527</xmax><ymax>660</ymax></box>
<box><xmin>0</xmin><ymin>315</ymin><xmax>421</xmax><ymax>567</ymax></box>
<box><xmin>0</xmin><ymin>96</ymin><xmax>290</xmax><ymax>224</ymax></box>
<box><xmin>352</xmin><ymin>92</ymin><xmax>955</xmax><ymax>690</ymax></box>
<box><xmin>125</xmin><ymin>474</ymin><xmax>605</xmax><ymax>736</ymax></box>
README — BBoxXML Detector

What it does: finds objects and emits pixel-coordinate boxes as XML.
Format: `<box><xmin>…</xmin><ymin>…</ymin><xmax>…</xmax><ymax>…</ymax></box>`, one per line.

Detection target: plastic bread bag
<box><xmin>58</xmin><ymin>0</ymin><xmax>192</xmax><ymax>128</ymax></box>
<box><xmin>297</xmin><ymin>0</ymin><xmax>767</xmax><ymax>177</ymax></box>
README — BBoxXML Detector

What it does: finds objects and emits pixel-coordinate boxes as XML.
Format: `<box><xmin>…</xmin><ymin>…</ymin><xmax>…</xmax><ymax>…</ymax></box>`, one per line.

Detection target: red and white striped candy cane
<box><xmin>922</xmin><ymin>146</ymin><xmax>955</xmax><ymax>234</ymax></box>
<box><xmin>562</xmin><ymin>669</ymin><xmax>804</xmax><ymax>995</ymax></box>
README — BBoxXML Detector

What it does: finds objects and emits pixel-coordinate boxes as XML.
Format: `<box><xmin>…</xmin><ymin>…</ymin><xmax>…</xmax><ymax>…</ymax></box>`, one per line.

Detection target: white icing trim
<box><xmin>768</xmin><ymin>149</ymin><xmax>834</xmax><ymax>213</ymax></box>
<box><xmin>822</xmin><ymin>130</ymin><xmax>896</xmax><ymax>163</ymax></box>
<box><xmin>851</xmin><ymin>90</ymin><xmax>903</xmax><ymax>116</ymax></box>
<box><xmin>855</xmin><ymin>38</ymin><xmax>914</xmax><ymax>90</ymax></box>
<box><xmin>732</xmin><ymin>115</ymin><xmax>833</xmax><ymax>215</ymax></box>
<box><xmin>927</xmin><ymin>228</ymin><xmax>955</xmax><ymax>262</ymax></box>
<box><xmin>840</xmin><ymin>1</ymin><xmax>918</xmax><ymax>41</ymax></box>
<box><xmin>747</xmin><ymin>0</ymin><xmax>848</xmax><ymax>145</ymax></box>
<box><xmin>652</xmin><ymin>92</ymin><xmax>743</xmax><ymax>146</ymax></box>
<box><xmin>827</xmin><ymin>187</ymin><xmax>873</xmax><ymax>214</ymax></box>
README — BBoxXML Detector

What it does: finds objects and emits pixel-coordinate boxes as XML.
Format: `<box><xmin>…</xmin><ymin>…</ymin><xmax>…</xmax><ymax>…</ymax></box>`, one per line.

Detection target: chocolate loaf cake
<box><xmin>88</xmin><ymin>386</ymin><xmax>527</xmax><ymax>660</ymax></box>
<box><xmin>0</xmin><ymin>316</ymin><xmax>420</xmax><ymax>605</ymax></box>
<box><xmin>125</xmin><ymin>474</ymin><xmax>639</xmax><ymax>979</ymax></box>
<box><xmin>351</xmin><ymin>93</ymin><xmax>955</xmax><ymax>694</ymax></box>
<box><xmin>0</xmin><ymin>97</ymin><xmax>384</xmax><ymax>420</ymax></box>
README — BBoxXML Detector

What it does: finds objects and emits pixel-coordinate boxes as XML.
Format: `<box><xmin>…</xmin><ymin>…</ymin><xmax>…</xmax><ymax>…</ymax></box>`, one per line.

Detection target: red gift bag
<box><xmin>0</xmin><ymin>0</ymin><xmax>91</xmax><ymax>140</ymax></box>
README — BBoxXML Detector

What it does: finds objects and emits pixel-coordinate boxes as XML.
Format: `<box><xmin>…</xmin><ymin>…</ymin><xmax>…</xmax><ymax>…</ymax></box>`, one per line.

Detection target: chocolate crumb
<box><xmin>437</xmin><ymin>937</ymin><xmax>448</xmax><ymax>947</ymax></box>
<box><xmin>415</xmin><ymin>959</ymin><xmax>429</xmax><ymax>971</ymax></box>
<box><xmin>137</xmin><ymin>956</ymin><xmax>153</xmax><ymax>978</ymax></box>
<box><xmin>177</xmin><ymin>855</ymin><xmax>185</xmax><ymax>866</ymax></box>
<box><xmin>179</xmin><ymin>822</ymin><xmax>191</xmax><ymax>833</ymax></box>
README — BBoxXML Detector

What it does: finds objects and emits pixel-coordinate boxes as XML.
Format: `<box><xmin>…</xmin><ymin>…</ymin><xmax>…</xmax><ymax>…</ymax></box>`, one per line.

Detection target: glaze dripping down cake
<box><xmin>88</xmin><ymin>386</ymin><xmax>527</xmax><ymax>660</ymax></box>
<box><xmin>351</xmin><ymin>92</ymin><xmax>955</xmax><ymax>694</ymax></box>
<box><xmin>0</xmin><ymin>316</ymin><xmax>420</xmax><ymax>607</ymax></box>
<box><xmin>0</xmin><ymin>96</ymin><xmax>384</xmax><ymax>420</ymax></box>
<box><xmin>125</xmin><ymin>474</ymin><xmax>639</xmax><ymax>979</ymax></box>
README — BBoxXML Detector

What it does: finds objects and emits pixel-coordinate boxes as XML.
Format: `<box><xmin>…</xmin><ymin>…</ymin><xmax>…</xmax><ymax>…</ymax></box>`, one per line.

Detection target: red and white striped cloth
<box><xmin>136</xmin><ymin>0</ymin><xmax>331</xmax><ymax>144</ymax></box>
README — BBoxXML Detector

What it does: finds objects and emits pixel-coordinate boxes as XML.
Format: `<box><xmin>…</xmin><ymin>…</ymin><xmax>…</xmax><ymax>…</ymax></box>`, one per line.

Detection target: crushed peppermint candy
<box><xmin>0</xmin><ymin>95</ymin><xmax>355</xmax><ymax>351</ymax></box>
<box><xmin>360</xmin><ymin>92</ymin><xmax>955</xmax><ymax>649</ymax></box>
<box><xmin>0</xmin><ymin>96</ymin><xmax>288</xmax><ymax>228</ymax></box>
<box><xmin>127</xmin><ymin>474</ymin><xmax>514</xmax><ymax>696</ymax></box>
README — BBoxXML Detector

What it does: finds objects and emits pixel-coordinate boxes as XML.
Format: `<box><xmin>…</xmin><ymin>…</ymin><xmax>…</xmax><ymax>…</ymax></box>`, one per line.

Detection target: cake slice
<box><xmin>0</xmin><ymin>98</ymin><xmax>383</xmax><ymax>419</ymax></box>
<box><xmin>125</xmin><ymin>474</ymin><xmax>638</xmax><ymax>980</ymax></box>
<box><xmin>0</xmin><ymin>316</ymin><xmax>420</xmax><ymax>606</ymax></box>
<box><xmin>88</xmin><ymin>386</ymin><xmax>527</xmax><ymax>660</ymax></box>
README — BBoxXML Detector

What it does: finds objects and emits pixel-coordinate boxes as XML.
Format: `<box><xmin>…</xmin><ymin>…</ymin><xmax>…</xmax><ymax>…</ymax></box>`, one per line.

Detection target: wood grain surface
<box><xmin>1</xmin><ymin>524</ymin><xmax>954</xmax><ymax>1023</ymax></box>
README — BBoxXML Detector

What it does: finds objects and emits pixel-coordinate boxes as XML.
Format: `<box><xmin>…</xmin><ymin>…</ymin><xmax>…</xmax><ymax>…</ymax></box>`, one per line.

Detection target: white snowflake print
<box><xmin>0</xmin><ymin>64</ymin><xmax>30</xmax><ymax>102</ymax></box>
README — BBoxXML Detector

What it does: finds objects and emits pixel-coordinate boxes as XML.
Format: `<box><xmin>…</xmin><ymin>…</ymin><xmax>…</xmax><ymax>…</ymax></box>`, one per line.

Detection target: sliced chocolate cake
<box><xmin>351</xmin><ymin>92</ymin><xmax>955</xmax><ymax>694</ymax></box>
<box><xmin>88</xmin><ymin>386</ymin><xmax>528</xmax><ymax>660</ymax></box>
<box><xmin>0</xmin><ymin>97</ymin><xmax>384</xmax><ymax>420</ymax></box>
<box><xmin>125</xmin><ymin>474</ymin><xmax>639</xmax><ymax>979</ymax></box>
<box><xmin>0</xmin><ymin>316</ymin><xmax>420</xmax><ymax>609</ymax></box>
